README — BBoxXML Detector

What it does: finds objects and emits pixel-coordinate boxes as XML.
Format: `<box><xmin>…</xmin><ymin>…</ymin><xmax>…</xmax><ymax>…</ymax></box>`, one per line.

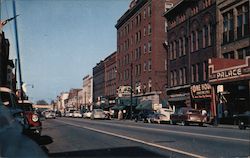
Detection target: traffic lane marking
<box><xmin>56</xmin><ymin>119</ymin><xmax>206</xmax><ymax>158</ymax></box>
<box><xmin>72</xmin><ymin>119</ymin><xmax>250</xmax><ymax>143</ymax></box>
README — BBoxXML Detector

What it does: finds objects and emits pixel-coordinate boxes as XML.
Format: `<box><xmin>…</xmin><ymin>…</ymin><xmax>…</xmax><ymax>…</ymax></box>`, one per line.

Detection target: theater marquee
<box><xmin>209</xmin><ymin>57</ymin><xmax>250</xmax><ymax>83</ymax></box>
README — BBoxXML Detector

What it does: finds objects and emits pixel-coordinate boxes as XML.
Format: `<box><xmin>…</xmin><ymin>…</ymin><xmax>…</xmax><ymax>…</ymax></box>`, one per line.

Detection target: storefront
<box><xmin>209</xmin><ymin>57</ymin><xmax>250</xmax><ymax>124</ymax></box>
<box><xmin>167</xmin><ymin>85</ymin><xmax>191</xmax><ymax>110</ymax></box>
<box><xmin>190</xmin><ymin>83</ymin><xmax>212</xmax><ymax>121</ymax></box>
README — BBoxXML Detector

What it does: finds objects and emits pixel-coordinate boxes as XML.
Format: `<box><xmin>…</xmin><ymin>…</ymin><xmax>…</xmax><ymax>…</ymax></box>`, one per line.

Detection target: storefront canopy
<box><xmin>111</xmin><ymin>105</ymin><xmax>126</xmax><ymax>110</ymax></box>
<box><xmin>136</xmin><ymin>100</ymin><xmax>152</xmax><ymax>110</ymax></box>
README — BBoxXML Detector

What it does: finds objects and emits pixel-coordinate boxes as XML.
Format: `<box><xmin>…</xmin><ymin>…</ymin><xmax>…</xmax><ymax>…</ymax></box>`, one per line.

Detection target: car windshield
<box><xmin>187</xmin><ymin>110</ymin><xmax>201</xmax><ymax>114</ymax></box>
<box><xmin>17</xmin><ymin>103</ymin><xmax>33</xmax><ymax>111</ymax></box>
<box><xmin>0</xmin><ymin>91</ymin><xmax>17</xmax><ymax>107</ymax></box>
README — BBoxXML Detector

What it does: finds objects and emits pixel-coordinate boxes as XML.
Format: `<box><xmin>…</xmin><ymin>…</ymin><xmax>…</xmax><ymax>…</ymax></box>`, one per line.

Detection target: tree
<box><xmin>36</xmin><ymin>100</ymin><xmax>48</xmax><ymax>105</ymax></box>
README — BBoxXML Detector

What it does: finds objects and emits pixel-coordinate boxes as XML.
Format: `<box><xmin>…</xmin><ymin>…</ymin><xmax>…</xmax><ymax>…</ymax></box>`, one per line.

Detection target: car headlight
<box><xmin>32</xmin><ymin>114</ymin><xmax>39</xmax><ymax>122</ymax></box>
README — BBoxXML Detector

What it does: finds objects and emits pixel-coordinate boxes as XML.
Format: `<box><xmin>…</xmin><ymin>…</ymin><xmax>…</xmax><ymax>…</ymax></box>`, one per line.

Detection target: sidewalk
<box><xmin>206</xmin><ymin>123</ymin><xmax>239</xmax><ymax>129</ymax></box>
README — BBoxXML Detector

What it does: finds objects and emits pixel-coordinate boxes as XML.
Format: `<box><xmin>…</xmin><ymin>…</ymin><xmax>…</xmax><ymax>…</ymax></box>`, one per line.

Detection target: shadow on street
<box><xmin>49</xmin><ymin>146</ymin><xmax>167</xmax><ymax>158</ymax></box>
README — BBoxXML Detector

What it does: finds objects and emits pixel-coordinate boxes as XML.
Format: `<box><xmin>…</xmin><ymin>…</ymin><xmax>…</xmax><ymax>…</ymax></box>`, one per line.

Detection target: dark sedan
<box><xmin>234</xmin><ymin>111</ymin><xmax>250</xmax><ymax>130</ymax></box>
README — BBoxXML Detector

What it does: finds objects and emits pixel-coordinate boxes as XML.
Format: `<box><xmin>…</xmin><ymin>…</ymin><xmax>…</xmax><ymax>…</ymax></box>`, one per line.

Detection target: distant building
<box><xmin>81</xmin><ymin>75</ymin><xmax>93</xmax><ymax>110</ymax></box>
<box><xmin>67</xmin><ymin>88</ymin><xmax>81</xmax><ymax>110</ymax></box>
<box><xmin>57</xmin><ymin>92</ymin><xmax>69</xmax><ymax>112</ymax></box>
<box><xmin>93</xmin><ymin>61</ymin><xmax>105</xmax><ymax>103</ymax></box>
<box><xmin>115</xmin><ymin>0</ymin><xmax>179</xmax><ymax>107</ymax></box>
<box><xmin>104</xmin><ymin>51</ymin><xmax>117</xmax><ymax>107</ymax></box>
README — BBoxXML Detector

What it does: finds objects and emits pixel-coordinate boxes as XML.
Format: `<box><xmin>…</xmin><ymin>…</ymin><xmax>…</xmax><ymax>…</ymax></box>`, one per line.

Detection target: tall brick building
<box><xmin>115</xmin><ymin>0</ymin><xmax>179</xmax><ymax>106</ymax></box>
<box><xmin>104</xmin><ymin>51</ymin><xmax>117</xmax><ymax>106</ymax></box>
<box><xmin>93</xmin><ymin>60</ymin><xmax>105</xmax><ymax>103</ymax></box>
<box><xmin>164</xmin><ymin>0</ymin><xmax>217</xmax><ymax>114</ymax></box>
<box><xmin>208</xmin><ymin>0</ymin><xmax>250</xmax><ymax>123</ymax></box>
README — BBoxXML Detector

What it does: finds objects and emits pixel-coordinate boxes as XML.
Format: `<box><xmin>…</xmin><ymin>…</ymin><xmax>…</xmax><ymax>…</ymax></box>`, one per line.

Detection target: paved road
<box><xmin>40</xmin><ymin>117</ymin><xmax>250</xmax><ymax>158</ymax></box>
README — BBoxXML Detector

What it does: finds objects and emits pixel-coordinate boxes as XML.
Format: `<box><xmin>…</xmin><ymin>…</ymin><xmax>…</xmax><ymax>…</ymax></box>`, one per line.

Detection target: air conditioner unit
<box><xmin>164</xmin><ymin>40</ymin><xmax>168</xmax><ymax>46</ymax></box>
<box><xmin>165</xmin><ymin>3</ymin><xmax>174</xmax><ymax>9</ymax></box>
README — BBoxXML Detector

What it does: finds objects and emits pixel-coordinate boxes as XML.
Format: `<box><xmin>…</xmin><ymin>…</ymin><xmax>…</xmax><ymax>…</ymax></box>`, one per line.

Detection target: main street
<box><xmin>40</xmin><ymin>118</ymin><xmax>250</xmax><ymax>158</ymax></box>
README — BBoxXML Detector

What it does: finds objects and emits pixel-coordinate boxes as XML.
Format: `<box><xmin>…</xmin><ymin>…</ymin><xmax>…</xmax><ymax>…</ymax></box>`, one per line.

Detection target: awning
<box><xmin>168</xmin><ymin>96</ymin><xmax>188</xmax><ymax>102</ymax></box>
<box><xmin>111</xmin><ymin>105</ymin><xmax>126</xmax><ymax>110</ymax></box>
<box><xmin>136</xmin><ymin>100</ymin><xmax>152</xmax><ymax>110</ymax></box>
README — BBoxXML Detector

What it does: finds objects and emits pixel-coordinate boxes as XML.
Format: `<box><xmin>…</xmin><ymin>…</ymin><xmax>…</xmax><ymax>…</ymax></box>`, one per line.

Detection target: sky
<box><xmin>1</xmin><ymin>0</ymin><xmax>130</xmax><ymax>103</ymax></box>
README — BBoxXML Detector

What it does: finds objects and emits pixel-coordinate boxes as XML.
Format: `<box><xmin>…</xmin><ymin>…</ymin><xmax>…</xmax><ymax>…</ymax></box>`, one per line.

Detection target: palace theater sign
<box><xmin>209</xmin><ymin>57</ymin><xmax>250</xmax><ymax>83</ymax></box>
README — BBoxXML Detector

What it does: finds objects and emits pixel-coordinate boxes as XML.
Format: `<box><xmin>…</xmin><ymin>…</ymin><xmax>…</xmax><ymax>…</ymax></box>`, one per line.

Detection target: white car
<box><xmin>72</xmin><ymin>111</ymin><xmax>82</xmax><ymax>118</ymax></box>
<box><xmin>83</xmin><ymin>111</ymin><xmax>92</xmax><ymax>119</ymax></box>
<box><xmin>43</xmin><ymin>110</ymin><xmax>56</xmax><ymax>119</ymax></box>
<box><xmin>90</xmin><ymin>109</ymin><xmax>106</xmax><ymax>120</ymax></box>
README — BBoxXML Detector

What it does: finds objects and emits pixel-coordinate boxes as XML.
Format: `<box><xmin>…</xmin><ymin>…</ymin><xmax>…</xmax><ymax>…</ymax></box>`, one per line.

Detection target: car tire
<box><xmin>170</xmin><ymin>120</ymin><xmax>176</xmax><ymax>125</ymax></box>
<box><xmin>181</xmin><ymin>121</ymin><xmax>186</xmax><ymax>126</ymax></box>
<box><xmin>239</xmin><ymin>121</ymin><xmax>246</xmax><ymax>130</ymax></box>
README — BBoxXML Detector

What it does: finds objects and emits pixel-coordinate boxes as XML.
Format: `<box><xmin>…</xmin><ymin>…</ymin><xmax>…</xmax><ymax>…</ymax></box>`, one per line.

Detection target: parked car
<box><xmin>42</xmin><ymin>110</ymin><xmax>56</xmax><ymax>119</ymax></box>
<box><xmin>148</xmin><ymin>113</ymin><xmax>170</xmax><ymax>124</ymax></box>
<box><xmin>17</xmin><ymin>100</ymin><xmax>42</xmax><ymax>136</ymax></box>
<box><xmin>72</xmin><ymin>111</ymin><xmax>83</xmax><ymax>118</ymax></box>
<box><xmin>90</xmin><ymin>109</ymin><xmax>106</xmax><ymax>120</ymax></box>
<box><xmin>233</xmin><ymin>111</ymin><xmax>250</xmax><ymax>130</ymax></box>
<box><xmin>156</xmin><ymin>107</ymin><xmax>174</xmax><ymax>122</ymax></box>
<box><xmin>65</xmin><ymin>109</ymin><xmax>75</xmax><ymax>117</ymax></box>
<box><xmin>83</xmin><ymin>110</ymin><xmax>92</xmax><ymax>119</ymax></box>
<box><xmin>170</xmin><ymin>107</ymin><xmax>206</xmax><ymax>126</ymax></box>
<box><xmin>134</xmin><ymin>110</ymin><xmax>155</xmax><ymax>122</ymax></box>
<box><xmin>0</xmin><ymin>94</ymin><xmax>47</xmax><ymax>157</ymax></box>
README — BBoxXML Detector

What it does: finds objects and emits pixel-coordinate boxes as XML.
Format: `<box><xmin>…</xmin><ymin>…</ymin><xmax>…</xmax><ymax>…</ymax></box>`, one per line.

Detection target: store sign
<box><xmin>117</xmin><ymin>86</ymin><xmax>132</xmax><ymax>97</ymax></box>
<box><xmin>216</xmin><ymin>68</ymin><xmax>242</xmax><ymax>79</ymax></box>
<box><xmin>191</xmin><ymin>83</ymin><xmax>211</xmax><ymax>99</ymax></box>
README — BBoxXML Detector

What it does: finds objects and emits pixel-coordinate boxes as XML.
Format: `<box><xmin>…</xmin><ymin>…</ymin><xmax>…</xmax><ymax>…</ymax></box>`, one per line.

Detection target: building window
<box><xmin>148</xmin><ymin>79</ymin><xmax>152</xmax><ymax>92</ymax></box>
<box><xmin>164</xmin><ymin>59</ymin><xmax>167</xmax><ymax>71</ymax></box>
<box><xmin>173</xmin><ymin>41</ymin><xmax>176</xmax><ymax>59</ymax></box>
<box><xmin>223</xmin><ymin>11</ymin><xmax>234</xmax><ymax>43</ymax></box>
<box><xmin>173</xmin><ymin>70</ymin><xmax>177</xmax><ymax>86</ymax></box>
<box><xmin>144</xmin><ymin>61</ymin><xmax>147</xmax><ymax>71</ymax></box>
<box><xmin>148</xmin><ymin>23</ymin><xmax>152</xmax><ymax>35</ymax></box>
<box><xmin>179</xmin><ymin>69</ymin><xmax>183</xmax><ymax>85</ymax></box>
<box><xmin>223</xmin><ymin>51</ymin><xmax>235</xmax><ymax>59</ymax></box>
<box><xmin>179</xmin><ymin>38</ymin><xmax>183</xmax><ymax>56</ymax></box>
<box><xmin>183</xmin><ymin>67</ymin><xmax>186</xmax><ymax>84</ymax></box>
<box><xmin>237</xmin><ymin>47</ymin><xmax>250</xmax><ymax>59</ymax></box>
<box><xmin>144</xmin><ymin>44</ymin><xmax>147</xmax><ymax>53</ymax></box>
<box><xmin>169</xmin><ymin>42</ymin><xmax>173</xmax><ymax>60</ymax></box>
<box><xmin>148</xmin><ymin>4</ymin><xmax>152</xmax><ymax>17</ymax></box>
<box><xmin>144</xmin><ymin>9</ymin><xmax>146</xmax><ymax>19</ymax></box>
<box><xmin>148</xmin><ymin>41</ymin><xmax>152</xmax><ymax>52</ymax></box>
<box><xmin>237</xmin><ymin>3</ymin><xmax>250</xmax><ymax>38</ymax></box>
<box><xmin>165</xmin><ymin>20</ymin><xmax>168</xmax><ymax>32</ymax></box>
<box><xmin>144</xmin><ymin>27</ymin><xmax>146</xmax><ymax>36</ymax></box>
<box><xmin>170</xmin><ymin>71</ymin><xmax>173</xmax><ymax>86</ymax></box>
<box><xmin>203</xmin><ymin>61</ymin><xmax>208</xmax><ymax>81</ymax></box>
<box><xmin>191</xmin><ymin>64</ymin><xmax>196</xmax><ymax>83</ymax></box>
<box><xmin>203</xmin><ymin>24</ymin><xmax>211</xmax><ymax>48</ymax></box>
<box><xmin>148</xmin><ymin>59</ymin><xmax>152</xmax><ymax>71</ymax></box>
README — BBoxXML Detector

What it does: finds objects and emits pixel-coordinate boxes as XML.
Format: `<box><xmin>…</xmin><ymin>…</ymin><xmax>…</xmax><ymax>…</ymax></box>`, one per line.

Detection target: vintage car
<box><xmin>90</xmin><ymin>109</ymin><xmax>106</xmax><ymax>120</ymax></box>
<box><xmin>233</xmin><ymin>111</ymin><xmax>250</xmax><ymax>130</ymax></box>
<box><xmin>0</xmin><ymin>87</ymin><xmax>46</xmax><ymax>157</ymax></box>
<box><xmin>170</xmin><ymin>107</ymin><xmax>207</xmax><ymax>126</ymax></box>
<box><xmin>17</xmin><ymin>100</ymin><xmax>42</xmax><ymax>136</ymax></box>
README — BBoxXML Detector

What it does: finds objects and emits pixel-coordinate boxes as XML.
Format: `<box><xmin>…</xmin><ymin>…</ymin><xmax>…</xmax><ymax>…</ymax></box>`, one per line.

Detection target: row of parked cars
<box><xmin>64</xmin><ymin>109</ymin><xmax>110</xmax><ymax>120</ymax></box>
<box><xmin>135</xmin><ymin>107</ymin><xmax>207</xmax><ymax>126</ymax></box>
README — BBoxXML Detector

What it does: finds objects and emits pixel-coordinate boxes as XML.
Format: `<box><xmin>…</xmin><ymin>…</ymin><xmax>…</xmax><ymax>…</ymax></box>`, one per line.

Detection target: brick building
<box><xmin>104</xmin><ymin>51</ymin><xmax>117</xmax><ymax>106</ymax></box>
<box><xmin>164</xmin><ymin>0</ymin><xmax>217</xmax><ymax>115</ymax></box>
<box><xmin>115</xmin><ymin>0</ymin><xmax>179</xmax><ymax>108</ymax></box>
<box><xmin>0</xmin><ymin>31</ymin><xmax>15</xmax><ymax>90</ymax></box>
<box><xmin>93</xmin><ymin>60</ymin><xmax>105</xmax><ymax>103</ymax></box>
<box><xmin>208</xmin><ymin>0</ymin><xmax>249</xmax><ymax>123</ymax></box>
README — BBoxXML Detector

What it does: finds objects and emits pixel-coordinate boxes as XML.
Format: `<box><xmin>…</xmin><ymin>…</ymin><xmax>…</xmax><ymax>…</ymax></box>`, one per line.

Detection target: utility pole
<box><xmin>130</xmin><ymin>63</ymin><xmax>133</xmax><ymax>120</ymax></box>
<box><xmin>12</xmin><ymin>0</ymin><xmax>23</xmax><ymax>101</ymax></box>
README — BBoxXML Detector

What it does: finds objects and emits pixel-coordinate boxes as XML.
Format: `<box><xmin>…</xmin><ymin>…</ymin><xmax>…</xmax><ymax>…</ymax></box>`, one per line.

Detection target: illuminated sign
<box><xmin>216</xmin><ymin>68</ymin><xmax>242</xmax><ymax>79</ymax></box>
<box><xmin>191</xmin><ymin>83</ymin><xmax>211</xmax><ymax>99</ymax></box>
